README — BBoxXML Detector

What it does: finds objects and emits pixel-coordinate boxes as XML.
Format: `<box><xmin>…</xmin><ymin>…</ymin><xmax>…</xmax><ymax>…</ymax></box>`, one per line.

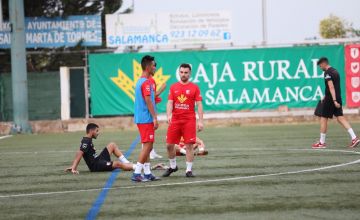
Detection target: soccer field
<box><xmin>1</xmin><ymin>123</ymin><xmax>360</xmax><ymax>220</ymax></box>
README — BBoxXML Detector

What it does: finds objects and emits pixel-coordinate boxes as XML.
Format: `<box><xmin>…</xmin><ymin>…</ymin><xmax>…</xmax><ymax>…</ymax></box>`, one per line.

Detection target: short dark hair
<box><xmin>86</xmin><ymin>123</ymin><xmax>98</xmax><ymax>133</ymax></box>
<box><xmin>317</xmin><ymin>57</ymin><xmax>329</xmax><ymax>65</ymax></box>
<box><xmin>141</xmin><ymin>55</ymin><xmax>155</xmax><ymax>70</ymax></box>
<box><xmin>179</xmin><ymin>63</ymin><xmax>191</xmax><ymax>71</ymax></box>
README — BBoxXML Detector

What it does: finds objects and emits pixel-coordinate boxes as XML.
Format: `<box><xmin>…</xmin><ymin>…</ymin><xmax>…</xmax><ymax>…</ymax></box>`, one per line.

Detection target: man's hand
<box><xmin>167</xmin><ymin>115</ymin><xmax>172</xmax><ymax>124</ymax></box>
<box><xmin>153</xmin><ymin>118</ymin><xmax>159</xmax><ymax>130</ymax></box>
<box><xmin>197</xmin><ymin>120</ymin><xmax>204</xmax><ymax>132</ymax></box>
<box><xmin>334</xmin><ymin>101</ymin><xmax>341</xmax><ymax>108</ymax></box>
<box><xmin>65</xmin><ymin>167</ymin><xmax>79</xmax><ymax>175</ymax></box>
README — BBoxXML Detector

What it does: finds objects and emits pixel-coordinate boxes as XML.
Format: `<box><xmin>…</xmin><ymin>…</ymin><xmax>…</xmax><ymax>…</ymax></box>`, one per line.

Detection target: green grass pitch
<box><xmin>1</xmin><ymin>123</ymin><xmax>360</xmax><ymax>220</ymax></box>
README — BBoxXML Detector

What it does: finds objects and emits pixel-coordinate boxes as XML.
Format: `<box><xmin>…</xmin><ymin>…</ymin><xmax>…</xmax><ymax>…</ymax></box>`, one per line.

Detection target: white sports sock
<box><xmin>119</xmin><ymin>155</ymin><xmax>130</xmax><ymax>163</ymax></box>
<box><xmin>144</xmin><ymin>163</ymin><xmax>151</xmax><ymax>175</ymax></box>
<box><xmin>180</xmin><ymin>148</ymin><xmax>186</xmax><ymax>155</ymax></box>
<box><xmin>348</xmin><ymin>128</ymin><xmax>357</xmax><ymax>140</ymax></box>
<box><xmin>186</xmin><ymin>162</ymin><xmax>193</xmax><ymax>172</ymax></box>
<box><xmin>169</xmin><ymin>158</ymin><xmax>177</xmax><ymax>169</ymax></box>
<box><xmin>134</xmin><ymin>162</ymin><xmax>143</xmax><ymax>174</ymax></box>
<box><xmin>320</xmin><ymin>133</ymin><xmax>326</xmax><ymax>144</ymax></box>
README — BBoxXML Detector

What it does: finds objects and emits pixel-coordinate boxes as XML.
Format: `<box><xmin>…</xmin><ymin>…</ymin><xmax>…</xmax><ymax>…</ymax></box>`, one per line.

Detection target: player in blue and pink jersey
<box><xmin>132</xmin><ymin>55</ymin><xmax>160</xmax><ymax>182</ymax></box>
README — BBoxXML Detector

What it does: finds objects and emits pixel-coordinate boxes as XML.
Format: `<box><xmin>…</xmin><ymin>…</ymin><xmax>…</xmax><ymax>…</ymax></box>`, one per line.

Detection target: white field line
<box><xmin>0</xmin><ymin>135</ymin><xmax>12</xmax><ymax>140</ymax></box>
<box><xmin>0</xmin><ymin>149</ymin><xmax>359</xmax><ymax>199</ymax></box>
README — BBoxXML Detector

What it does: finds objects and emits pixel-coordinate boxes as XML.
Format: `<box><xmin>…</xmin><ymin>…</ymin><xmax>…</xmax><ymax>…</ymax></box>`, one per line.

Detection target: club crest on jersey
<box><xmin>177</xmin><ymin>94</ymin><xmax>187</xmax><ymax>103</ymax></box>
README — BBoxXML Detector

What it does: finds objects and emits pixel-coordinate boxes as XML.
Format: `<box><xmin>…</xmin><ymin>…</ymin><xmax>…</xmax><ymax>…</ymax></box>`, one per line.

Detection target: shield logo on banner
<box><xmin>352</xmin><ymin>92</ymin><xmax>360</xmax><ymax>103</ymax></box>
<box><xmin>351</xmin><ymin>77</ymin><xmax>360</xmax><ymax>88</ymax></box>
<box><xmin>351</xmin><ymin>48</ymin><xmax>360</xmax><ymax>59</ymax></box>
<box><xmin>351</xmin><ymin>62</ymin><xmax>360</xmax><ymax>74</ymax></box>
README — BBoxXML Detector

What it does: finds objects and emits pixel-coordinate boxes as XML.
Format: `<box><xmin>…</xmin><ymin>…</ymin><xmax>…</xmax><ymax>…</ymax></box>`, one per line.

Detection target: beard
<box><xmin>181</xmin><ymin>76</ymin><xmax>189</xmax><ymax>83</ymax></box>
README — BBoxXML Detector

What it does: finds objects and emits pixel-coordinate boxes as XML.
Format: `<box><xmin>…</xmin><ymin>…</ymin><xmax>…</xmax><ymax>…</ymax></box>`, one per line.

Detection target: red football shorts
<box><xmin>137</xmin><ymin>123</ymin><xmax>155</xmax><ymax>143</ymax></box>
<box><xmin>167</xmin><ymin>119</ymin><xmax>196</xmax><ymax>144</ymax></box>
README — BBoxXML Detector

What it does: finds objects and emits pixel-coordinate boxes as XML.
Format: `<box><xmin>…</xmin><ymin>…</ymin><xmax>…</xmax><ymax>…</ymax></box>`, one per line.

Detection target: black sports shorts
<box><xmin>314</xmin><ymin>98</ymin><xmax>343</xmax><ymax>119</ymax></box>
<box><xmin>91</xmin><ymin>148</ymin><xmax>114</xmax><ymax>172</ymax></box>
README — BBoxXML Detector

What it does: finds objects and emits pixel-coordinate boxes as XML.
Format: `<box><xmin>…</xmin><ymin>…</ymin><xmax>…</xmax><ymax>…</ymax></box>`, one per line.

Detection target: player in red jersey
<box><xmin>176</xmin><ymin>136</ymin><xmax>208</xmax><ymax>156</ymax></box>
<box><xmin>163</xmin><ymin>63</ymin><xmax>204</xmax><ymax>178</ymax></box>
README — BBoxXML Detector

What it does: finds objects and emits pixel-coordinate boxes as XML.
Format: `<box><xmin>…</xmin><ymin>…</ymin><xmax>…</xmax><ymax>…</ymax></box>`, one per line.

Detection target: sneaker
<box><xmin>162</xmin><ymin>166</ymin><xmax>178</xmax><ymax>177</ymax></box>
<box><xmin>144</xmin><ymin>173</ymin><xmax>161</xmax><ymax>181</ymax></box>
<box><xmin>131</xmin><ymin>173</ymin><xmax>148</xmax><ymax>182</ymax></box>
<box><xmin>312</xmin><ymin>142</ymin><xmax>327</xmax><ymax>149</ymax></box>
<box><xmin>349</xmin><ymin>137</ymin><xmax>360</xmax><ymax>148</ymax></box>
<box><xmin>150</xmin><ymin>152</ymin><xmax>163</xmax><ymax>159</ymax></box>
<box><xmin>185</xmin><ymin>171</ymin><xmax>195</xmax><ymax>178</ymax></box>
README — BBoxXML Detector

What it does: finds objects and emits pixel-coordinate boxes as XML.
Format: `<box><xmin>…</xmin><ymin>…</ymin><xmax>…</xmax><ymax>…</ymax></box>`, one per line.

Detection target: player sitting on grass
<box><xmin>176</xmin><ymin>137</ymin><xmax>208</xmax><ymax>156</ymax></box>
<box><xmin>65</xmin><ymin>123</ymin><xmax>135</xmax><ymax>174</ymax></box>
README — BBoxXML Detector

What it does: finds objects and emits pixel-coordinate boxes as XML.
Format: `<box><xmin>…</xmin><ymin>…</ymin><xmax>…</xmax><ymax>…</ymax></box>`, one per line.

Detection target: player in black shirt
<box><xmin>65</xmin><ymin>123</ymin><xmax>135</xmax><ymax>174</ymax></box>
<box><xmin>313</xmin><ymin>57</ymin><xmax>360</xmax><ymax>149</ymax></box>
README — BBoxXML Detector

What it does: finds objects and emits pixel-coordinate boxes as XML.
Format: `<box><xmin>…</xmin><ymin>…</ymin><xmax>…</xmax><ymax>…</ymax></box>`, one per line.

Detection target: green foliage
<box><xmin>319</xmin><ymin>14</ymin><xmax>347</xmax><ymax>39</ymax></box>
<box><xmin>0</xmin><ymin>0</ymin><xmax>131</xmax><ymax>73</ymax></box>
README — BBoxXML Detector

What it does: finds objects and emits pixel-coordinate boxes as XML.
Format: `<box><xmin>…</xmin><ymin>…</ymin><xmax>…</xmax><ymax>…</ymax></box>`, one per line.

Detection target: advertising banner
<box><xmin>105</xmin><ymin>11</ymin><xmax>232</xmax><ymax>47</ymax></box>
<box><xmin>0</xmin><ymin>15</ymin><xmax>102</xmax><ymax>48</ymax></box>
<box><xmin>345</xmin><ymin>44</ymin><xmax>360</xmax><ymax>107</ymax></box>
<box><xmin>89</xmin><ymin>45</ymin><xmax>345</xmax><ymax>116</ymax></box>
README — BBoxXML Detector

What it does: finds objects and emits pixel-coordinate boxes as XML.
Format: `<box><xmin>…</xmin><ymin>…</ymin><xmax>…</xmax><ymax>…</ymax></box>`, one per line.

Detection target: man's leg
<box><xmin>337</xmin><ymin>116</ymin><xmax>359</xmax><ymax>147</ymax></box>
<box><xmin>150</xmin><ymin>148</ymin><xmax>163</xmax><ymax>159</ymax></box>
<box><xmin>185</xmin><ymin>143</ymin><xmax>195</xmax><ymax>177</ymax></box>
<box><xmin>162</xmin><ymin>143</ymin><xmax>178</xmax><ymax>177</ymax></box>
<box><xmin>312</xmin><ymin>117</ymin><xmax>328</xmax><ymax>148</ymax></box>
<box><xmin>112</xmin><ymin>161</ymin><xmax>135</xmax><ymax>171</ymax></box>
<box><xmin>167</xmin><ymin>143</ymin><xmax>176</xmax><ymax>167</ymax></box>
<box><xmin>337</xmin><ymin>116</ymin><xmax>354</xmax><ymax>134</ymax></box>
<box><xmin>106</xmin><ymin>142</ymin><xmax>130</xmax><ymax>163</ymax></box>
<box><xmin>135</xmin><ymin>142</ymin><xmax>152</xmax><ymax>171</ymax></box>
<box><xmin>183</xmin><ymin>120</ymin><xmax>197</xmax><ymax>176</ymax></box>
<box><xmin>320</xmin><ymin>117</ymin><xmax>328</xmax><ymax>144</ymax></box>
<box><xmin>136</xmin><ymin>142</ymin><xmax>159</xmax><ymax>181</ymax></box>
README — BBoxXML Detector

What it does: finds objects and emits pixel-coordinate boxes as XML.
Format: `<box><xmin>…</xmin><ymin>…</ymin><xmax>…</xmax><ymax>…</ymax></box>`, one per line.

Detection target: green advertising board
<box><xmin>89</xmin><ymin>45</ymin><xmax>345</xmax><ymax>116</ymax></box>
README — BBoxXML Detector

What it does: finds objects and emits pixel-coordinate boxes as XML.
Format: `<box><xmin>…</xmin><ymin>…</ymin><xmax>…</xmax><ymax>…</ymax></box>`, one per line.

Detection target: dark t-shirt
<box><xmin>324</xmin><ymin>67</ymin><xmax>342</xmax><ymax>102</ymax></box>
<box><xmin>79</xmin><ymin>137</ymin><xmax>98</xmax><ymax>169</ymax></box>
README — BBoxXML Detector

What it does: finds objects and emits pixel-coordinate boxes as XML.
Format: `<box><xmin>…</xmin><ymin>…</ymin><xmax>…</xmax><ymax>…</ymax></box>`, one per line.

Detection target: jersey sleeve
<box><xmin>168</xmin><ymin>86</ymin><xmax>174</xmax><ymax>101</ymax></box>
<box><xmin>79</xmin><ymin>141</ymin><xmax>89</xmax><ymax>153</ymax></box>
<box><xmin>195</xmin><ymin>85</ymin><xmax>202</xmax><ymax>101</ymax></box>
<box><xmin>324</xmin><ymin>71</ymin><xmax>333</xmax><ymax>82</ymax></box>
<box><xmin>141</xmin><ymin>80</ymin><xmax>151</xmax><ymax>97</ymax></box>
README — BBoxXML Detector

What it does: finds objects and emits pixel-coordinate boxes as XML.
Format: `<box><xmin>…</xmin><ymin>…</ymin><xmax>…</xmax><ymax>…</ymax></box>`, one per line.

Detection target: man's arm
<box><xmin>166</xmin><ymin>100</ymin><xmax>173</xmax><ymax>124</ymax></box>
<box><xmin>197</xmin><ymin>101</ymin><xmax>204</xmax><ymax>131</ymax></box>
<box><xmin>156</xmin><ymin>83</ymin><xmax>166</xmax><ymax>96</ymax></box>
<box><xmin>144</xmin><ymin>95</ymin><xmax>158</xmax><ymax>129</ymax></box>
<box><xmin>327</xmin><ymin>80</ymin><xmax>341</xmax><ymax>108</ymax></box>
<box><xmin>65</xmin><ymin>150</ymin><xmax>84</xmax><ymax>174</ymax></box>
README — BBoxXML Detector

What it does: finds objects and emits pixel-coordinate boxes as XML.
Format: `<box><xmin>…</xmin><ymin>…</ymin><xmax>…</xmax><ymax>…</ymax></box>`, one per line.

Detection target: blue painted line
<box><xmin>85</xmin><ymin>135</ymin><xmax>140</xmax><ymax>220</ymax></box>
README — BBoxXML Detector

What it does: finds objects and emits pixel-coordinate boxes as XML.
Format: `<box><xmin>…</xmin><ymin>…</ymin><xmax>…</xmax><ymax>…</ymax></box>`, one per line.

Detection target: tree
<box><xmin>319</xmin><ymin>14</ymin><xmax>347</xmax><ymax>39</ymax></box>
<box><xmin>0</xmin><ymin>0</ymin><xmax>130</xmax><ymax>72</ymax></box>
